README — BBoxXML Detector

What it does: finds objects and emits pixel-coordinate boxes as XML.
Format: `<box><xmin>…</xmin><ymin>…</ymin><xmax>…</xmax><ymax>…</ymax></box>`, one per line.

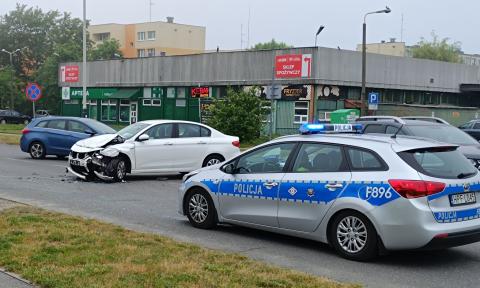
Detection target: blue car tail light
<box><xmin>299</xmin><ymin>123</ymin><xmax>363</xmax><ymax>135</ymax></box>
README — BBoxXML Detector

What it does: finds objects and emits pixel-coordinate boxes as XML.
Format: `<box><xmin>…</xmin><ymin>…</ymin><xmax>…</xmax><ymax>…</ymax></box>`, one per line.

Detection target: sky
<box><xmin>2</xmin><ymin>0</ymin><xmax>479</xmax><ymax>54</ymax></box>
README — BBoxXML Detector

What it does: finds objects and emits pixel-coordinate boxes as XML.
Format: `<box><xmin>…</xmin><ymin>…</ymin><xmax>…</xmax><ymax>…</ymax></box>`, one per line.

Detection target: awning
<box><xmin>109</xmin><ymin>88</ymin><xmax>142</xmax><ymax>100</ymax></box>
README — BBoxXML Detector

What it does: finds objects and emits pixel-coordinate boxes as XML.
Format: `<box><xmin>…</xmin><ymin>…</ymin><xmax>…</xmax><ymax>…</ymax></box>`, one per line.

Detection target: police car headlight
<box><xmin>469</xmin><ymin>159</ymin><xmax>476</xmax><ymax>165</ymax></box>
<box><xmin>100</xmin><ymin>148</ymin><xmax>120</xmax><ymax>158</ymax></box>
<box><xmin>182</xmin><ymin>170</ymin><xmax>200</xmax><ymax>183</ymax></box>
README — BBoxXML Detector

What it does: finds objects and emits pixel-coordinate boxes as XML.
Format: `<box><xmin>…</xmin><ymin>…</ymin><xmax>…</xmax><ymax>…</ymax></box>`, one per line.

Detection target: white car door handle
<box><xmin>197</xmin><ymin>141</ymin><xmax>207</xmax><ymax>144</ymax></box>
<box><xmin>163</xmin><ymin>142</ymin><xmax>174</xmax><ymax>146</ymax></box>
<box><xmin>263</xmin><ymin>182</ymin><xmax>279</xmax><ymax>189</ymax></box>
<box><xmin>325</xmin><ymin>183</ymin><xmax>343</xmax><ymax>190</ymax></box>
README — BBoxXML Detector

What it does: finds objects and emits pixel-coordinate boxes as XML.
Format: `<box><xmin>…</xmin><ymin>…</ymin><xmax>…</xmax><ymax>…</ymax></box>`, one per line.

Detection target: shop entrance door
<box><xmin>130</xmin><ymin>102</ymin><xmax>138</xmax><ymax>124</ymax></box>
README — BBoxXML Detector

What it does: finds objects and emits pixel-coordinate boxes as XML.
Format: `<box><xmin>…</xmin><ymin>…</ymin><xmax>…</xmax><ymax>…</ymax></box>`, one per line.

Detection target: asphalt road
<box><xmin>0</xmin><ymin>143</ymin><xmax>478</xmax><ymax>288</ymax></box>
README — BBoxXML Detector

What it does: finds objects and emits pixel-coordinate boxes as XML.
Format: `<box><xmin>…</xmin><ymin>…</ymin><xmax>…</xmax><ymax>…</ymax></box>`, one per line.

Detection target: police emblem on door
<box><xmin>464</xmin><ymin>183</ymin><xmax>471</xmax><ymax>192</ymax></box>
<box><xmin>307</xmin><ymin>188</ymin><xmax>315</xmax><ymax>197</ymax></box>
<box><xmin>288</xmin><ymin>187</ymin><xmax>297</xmax><ymax>196</ymax></box>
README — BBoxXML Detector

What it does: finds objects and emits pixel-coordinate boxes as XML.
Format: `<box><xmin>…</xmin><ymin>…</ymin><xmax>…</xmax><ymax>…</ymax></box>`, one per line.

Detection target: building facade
<box><xmin>58</xmin><ymin>47</ymin><xmax>480</xmax><ymax>134</ymax></box>
<box><xmin>356</xmin><ymin>39</ymin><xmax>407</xmax><ymax>57</ymax></box>
<box><xmin>88</xmin><ymin>18</ymin><xmax>206</xmax><ymax>58</ymax></box>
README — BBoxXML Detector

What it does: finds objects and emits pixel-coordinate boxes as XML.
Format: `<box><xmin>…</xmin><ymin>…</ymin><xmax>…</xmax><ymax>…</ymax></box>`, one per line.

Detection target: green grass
<box><xmin>0</xmin><ymin>124</ymin><xmax>24</xmax><ymax>135</ymax></box>
<box><xmin>0</xmin><ymin>134</ymin><xmax>20</xmax><ymax>145</ymax></box>
<box><xmin>0</xmin><ymin>207</ymin><xmax>359</xmax><ymax>288</ymax></box>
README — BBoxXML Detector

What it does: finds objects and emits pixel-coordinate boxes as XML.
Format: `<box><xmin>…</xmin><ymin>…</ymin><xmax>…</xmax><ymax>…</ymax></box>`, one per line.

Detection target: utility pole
<box><xmin>82</xmin><ymin>0</ymin><xmax>88</xmax><ymax>117</ymax></box>
<box><xmin>1</xmin><ymin>48</ymin><xmax>23</xmax><ymax>109</ymax></box>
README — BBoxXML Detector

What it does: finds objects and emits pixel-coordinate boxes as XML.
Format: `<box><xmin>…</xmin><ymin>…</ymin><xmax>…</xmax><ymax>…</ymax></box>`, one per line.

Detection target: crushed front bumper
<box><xmin>67</xmin><ymin>152</ymin><xmax>93</xmax><ymax>180</ymax></box>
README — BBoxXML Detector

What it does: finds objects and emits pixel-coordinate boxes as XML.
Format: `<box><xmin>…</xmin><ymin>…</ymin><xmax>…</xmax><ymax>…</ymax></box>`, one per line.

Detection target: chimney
<box><xmin>167</xmin><ymin>17</ymin><xmax>174</xmax><ymax>23</ymax></box>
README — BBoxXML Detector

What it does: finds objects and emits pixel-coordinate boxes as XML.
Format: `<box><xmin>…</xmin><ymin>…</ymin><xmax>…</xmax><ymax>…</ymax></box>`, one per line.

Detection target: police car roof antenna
<box><xmin>391</xmin><ymin>124</ymin><xmax>404</xmax><ymax>139</ymax></box>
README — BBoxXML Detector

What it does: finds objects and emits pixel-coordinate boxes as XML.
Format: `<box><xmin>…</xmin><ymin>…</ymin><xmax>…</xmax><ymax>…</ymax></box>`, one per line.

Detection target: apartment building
<box><xmin>88</xmin><ymin>17</ymin><xmax>206</xmax><ymax>58</ymax></box>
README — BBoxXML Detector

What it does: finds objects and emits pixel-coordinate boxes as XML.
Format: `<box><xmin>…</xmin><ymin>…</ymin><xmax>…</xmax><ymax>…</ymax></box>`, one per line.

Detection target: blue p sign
<box><xmin>368</xmin><ymin>92</ymin><xmax>379</xmax><ymax>105</ymax></box>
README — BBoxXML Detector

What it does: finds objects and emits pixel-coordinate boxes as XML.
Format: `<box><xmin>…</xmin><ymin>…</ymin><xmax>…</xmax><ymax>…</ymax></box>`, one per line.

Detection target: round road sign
<box><xmin>26</xmin><ymin>82</ymin><xmax>42</xmax><ymax>102</ymax></box>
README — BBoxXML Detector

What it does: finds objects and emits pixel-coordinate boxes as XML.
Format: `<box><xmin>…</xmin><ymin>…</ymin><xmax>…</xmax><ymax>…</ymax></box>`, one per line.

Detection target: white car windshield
<box><xmin>117</xmin><ymin>122</ymin><xmax>150</xmax><ymax>140</ymax></box>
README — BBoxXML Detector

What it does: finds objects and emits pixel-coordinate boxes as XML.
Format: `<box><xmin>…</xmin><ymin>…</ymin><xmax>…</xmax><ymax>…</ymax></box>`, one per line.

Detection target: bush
<box><xmin>207</xmin><ymin>87</ymin><xmax>269</xmax><ymax>142</ymax></box>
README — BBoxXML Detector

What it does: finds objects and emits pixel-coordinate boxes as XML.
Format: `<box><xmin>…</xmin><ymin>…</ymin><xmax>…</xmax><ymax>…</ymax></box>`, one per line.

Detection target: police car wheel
<box><xmin>330</xmin><ymin>211</ymin><xmax>378</xmax><ymax>261</ymax></box>
<box><xmin>185</xmin><ymin>189</ymin><xmax>216</xmax><ymax>229</ymax></box>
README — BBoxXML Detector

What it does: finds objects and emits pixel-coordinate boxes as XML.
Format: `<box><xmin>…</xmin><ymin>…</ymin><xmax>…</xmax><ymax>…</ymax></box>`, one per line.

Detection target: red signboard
<box><xmin>275</xmin><ymin>54</ymin><xmax>312</xmax><ymax>79</ymax></box>
<box><xmin>61</xmin><ymin>65</ymin><xmax>79</xmax><ymax>82</ymax></box>
<box><xmin>191</xmin><ymin>87</ymin><xmax>209</xmax><ymax>98</ymax></box>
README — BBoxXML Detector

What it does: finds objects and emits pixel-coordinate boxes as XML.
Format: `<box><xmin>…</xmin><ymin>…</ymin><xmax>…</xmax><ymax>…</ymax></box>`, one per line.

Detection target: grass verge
<box><xmin>0</xmin><ymin>124</ymin><xmax>24</xmax><ymax>135</ymax></box>
<box><xmin>0</xmin><ymin>207</ymin><xmax>359</xmax><ymax>288</ymax></box>
<box><xmin>0</xmin><ymin>134</ymin><xmax>20</xmax><ymax>145</ymax></box>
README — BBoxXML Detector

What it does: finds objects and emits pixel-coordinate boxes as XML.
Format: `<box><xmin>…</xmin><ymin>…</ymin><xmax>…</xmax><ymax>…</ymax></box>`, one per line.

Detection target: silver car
<box><xmin>178</xmin><ymin>124</ymin><xmax>480</xmax><ymax>261</ymax></box>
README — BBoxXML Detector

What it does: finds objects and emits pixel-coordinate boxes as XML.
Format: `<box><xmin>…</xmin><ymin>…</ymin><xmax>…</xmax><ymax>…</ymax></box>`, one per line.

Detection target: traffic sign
<box><xmin>26</xmin><ymin>82</ymin><xmax>42</xmax><ymax>102</ymax></box>
<box><xmin>368</xmin><ymin>92</ymin><xmax>379</xmax><ymax>110</ymax></box>
<box><xmin>266</xmin><ymin>84</ymin><xmax>281</xmax><ymax>99</ymax></box>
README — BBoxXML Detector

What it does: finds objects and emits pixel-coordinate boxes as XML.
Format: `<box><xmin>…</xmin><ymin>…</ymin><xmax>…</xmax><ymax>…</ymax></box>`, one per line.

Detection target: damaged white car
<box><xmin>67</xmin><ymin>120</ymin><xmax>241</xmax><ymax>182</ymax></box>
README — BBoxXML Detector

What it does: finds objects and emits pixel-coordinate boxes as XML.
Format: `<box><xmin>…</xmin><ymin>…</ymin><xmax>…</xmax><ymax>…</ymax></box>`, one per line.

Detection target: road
<box><xmin>0</xmin><ymin>143</ymin><xmax>478</xmax><ymax>288</ymax></box>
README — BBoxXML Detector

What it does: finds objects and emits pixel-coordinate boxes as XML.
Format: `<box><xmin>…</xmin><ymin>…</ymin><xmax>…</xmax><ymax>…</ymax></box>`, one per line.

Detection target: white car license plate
<box><xmin>449</xmin><ymin>192</ymin><xmax>477</xmax><ymax>207</ymax></box>
<box><xmin>70</xmin><ymin>160</ymin><xmax>81</xmax><ymax>166</ymax></box>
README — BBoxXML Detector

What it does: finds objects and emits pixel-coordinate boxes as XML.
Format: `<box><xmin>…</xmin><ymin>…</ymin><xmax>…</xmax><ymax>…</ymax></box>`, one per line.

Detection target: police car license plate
<box><xmin>70</xmin><ymin>160</ymin><xmax>81</xmax><ymax>166</ymax></box>
<box><xmin>449</xmin><ymin>192</ymin><xmax>476</xmax><ymax>207</ymax></box>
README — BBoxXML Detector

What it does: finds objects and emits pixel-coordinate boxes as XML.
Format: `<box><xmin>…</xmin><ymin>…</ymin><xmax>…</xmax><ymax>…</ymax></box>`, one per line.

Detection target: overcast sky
<box><xmin>2</xmin><ymin>0</ymin><xmax>478</xmax><ymax>54</ymax></box>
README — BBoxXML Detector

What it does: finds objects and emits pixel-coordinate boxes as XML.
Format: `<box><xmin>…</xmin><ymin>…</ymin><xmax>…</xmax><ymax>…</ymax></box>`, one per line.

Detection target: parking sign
<box><xmin>368</xmin><ymin>92</ymin><xmax>379</xmax><ymax>110</ymax></box>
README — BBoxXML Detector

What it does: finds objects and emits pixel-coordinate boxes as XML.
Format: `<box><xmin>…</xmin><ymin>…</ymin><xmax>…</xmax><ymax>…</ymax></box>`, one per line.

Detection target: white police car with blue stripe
<box><xmin>178</xmin><ymin>123</ymin><xmax>480</xmax><ymax>261</ymax></box>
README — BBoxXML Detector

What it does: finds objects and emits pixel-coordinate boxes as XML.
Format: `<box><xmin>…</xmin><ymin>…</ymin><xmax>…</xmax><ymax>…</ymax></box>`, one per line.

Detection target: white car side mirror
<box><xmin>137</xmin><ymin>134</ymin><xmax>150</xmax><ymax>142</ymax></box>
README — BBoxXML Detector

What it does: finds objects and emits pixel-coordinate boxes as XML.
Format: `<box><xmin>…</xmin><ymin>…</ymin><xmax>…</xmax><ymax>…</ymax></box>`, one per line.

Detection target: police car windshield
<box><xmin>117</xmin><ymin>122</ymin><xmax>150</xmax><ymax>140</ymax></box>
<box><xmin>408</xmin><ymin>125</ymin><xmax>478</xmax><ymax>145</ymax></box>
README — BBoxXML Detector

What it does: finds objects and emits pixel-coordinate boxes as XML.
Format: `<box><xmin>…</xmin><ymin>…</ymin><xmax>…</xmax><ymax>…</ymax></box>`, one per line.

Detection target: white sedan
<box><xmin>67</xmin><ymin>120</ymin><xmax>241</xmax><ymax>181</ymax></box>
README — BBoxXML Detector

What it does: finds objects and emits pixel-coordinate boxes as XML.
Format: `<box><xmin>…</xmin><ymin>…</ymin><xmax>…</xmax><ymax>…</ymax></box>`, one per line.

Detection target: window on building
<box><xmin>167</xmin><ymin>88</ymin><xmax>176</xmax><ymax>98</ymax></box>
<box><xmin>318</xmin><ymin>111</ymin><xmax>331</xmax><ymax>122</ymax></box>
<box><xmin>147</xmin><ymin>48</ymin><xmax>155</xmax><ymax>57</ymax></box>
<box><xmin>137</xmin><ymin>49</ymin><xmax>146</xmax><ymax>58</ymax></box>
<box><xmin>143</xmin><ymin>99</ymin><xmax>152</xmax><ymax>106</ymax></box>
<box><xmin>119</xmin><ymin>100</ymin><xmax>130</xmax><ymax>123</ymax></box>
<box><xmin>423</xmin><ymin>92</ymin><xmax>440</xmax><ymax>105</ymax></box>
<box><xmin>347</xmin><ymin>87</ymin><xmax>361</xmax><ymax>100</ymax></box>
<box><xmin>101</xmin><ymin>100</ymin><xmax>117</xmax><ymax>121</ymax></box>
<box><xmin>152</xmin><ymin>99</ymin><xmax>161</xmax><ymax>106</ymax></box>
<box><xmin>137</xmin><ymin>31</ymin><xmax>145</xmax><ymax>41</ymax></box>
<box><xmin>94</xmin><ymin>33</ymin><xmax>110</xmax><ymax>42</ymax></box>
<box><xmin>294</xmin><ymin>101</ymin><xmax>309</xmax><ymax>124</ymax></box>
<box><xmin>87</xmin><ymin>100</ymin><xmax>97</xmax><ymax>119</ymax></box>
<box><xmin>147</xmin><ymin>31</ymin><xmax>156</xmax><ymax>40</ymax></box>
<box><xmin>177</xmin><ymin>88</ymin><xmax>186</xmax><ymax>98</ymax></box>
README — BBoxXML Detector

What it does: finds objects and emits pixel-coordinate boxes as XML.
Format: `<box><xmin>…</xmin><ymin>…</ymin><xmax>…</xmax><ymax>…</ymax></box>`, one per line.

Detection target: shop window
<box><xmin>137</xmin><ymin>49</ymin><xmax>146</xmax><ymax>58</ymax></box>
<box><xmin>318</xmin><ymin>111</ymin><xmax>331</xmax><ymax>122</ymax></box>
<box><xmin>147</xmin><ymin>48</ymin><xmax>155</xmax><ymax>57</ymax></box>
<box><xmin>176</xmin><ymin>99</ymin><xmax>186</xmax><ymax>107</ymax></box>
<box><xmin>87</xmin><ymin>100</ymin><xmax>97</xmax><ymax>119</ymax></box>
<box><xmin>101</xmin><ymin>100</ymin><xmax>117</xmax><ymax>121</ymax></box>
<box><xmin>294</xmin><ymin>101</ymin><xmax>309</xmax><ymax>124</ymax></box>
<box><xmin>143</xmin><ymin>88</ymin><xmax>152</xmax><ymax>98</ymax></box>
<box><xmin>177</xmin><ymin>88</ymin><xmax>186</xmax><ymax>98</ymax></box>
<box><xmin>347</xmin><ymin>87</ymin><xmax>361</xmax><ymax>100</ymax></box>
<box><xmin>119</xmin><ymin>100</ymin><xmax>130</xmax><ymax>123</ymax></box>
<box><xmin>423</xmin><ymin>92</ymin><xmax>440</xmax><ymax>105</ymax></box>
<box><xmin>137</xmin><ymin>31</ymin><xmax>145</xmax><ymax>41</ymax></box>
<box><xmin>147</xmin><ymin>31</ymin><xmax>156</xmax><ymax>40</ymax></box>
<box><xmin>167</xmin><ymin>88</ymin><xmax>176</xmax><ymax>98</ymax></box>
<box><xmin>143</xmin><ymin>99</ymin><xmax>152</xmax><ymax>106</ymax></box>
<box><xmin>152</xmin><ymin>99</ymin><xmax>161</xmax><ymax>106</ymax></box>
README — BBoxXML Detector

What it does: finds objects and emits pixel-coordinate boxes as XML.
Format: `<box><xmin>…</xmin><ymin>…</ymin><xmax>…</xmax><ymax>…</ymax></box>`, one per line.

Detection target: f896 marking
<box><xmin>366</xmin><ymin>186</ymin><xmax>392</xmax><ymax>199</ymax></box>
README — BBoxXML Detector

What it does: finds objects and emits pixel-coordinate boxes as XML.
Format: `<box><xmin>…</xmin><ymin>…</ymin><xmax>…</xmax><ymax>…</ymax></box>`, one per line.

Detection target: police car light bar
<box><xmin>299</xmin><ymin>123</ymin><xmax>363</xmax><ymax>135</ymax></box>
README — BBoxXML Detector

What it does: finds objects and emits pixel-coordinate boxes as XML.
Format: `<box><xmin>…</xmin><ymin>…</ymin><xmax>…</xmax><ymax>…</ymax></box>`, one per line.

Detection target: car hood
<box><xmin>75</xmin><ymin>134</ymin><xmax>119</xmax><ymax>149</ymax></box>
<box><xmin>457</xmin><ymin>144</ymin><xmax>480</xmax><ymax>159</ymax></box>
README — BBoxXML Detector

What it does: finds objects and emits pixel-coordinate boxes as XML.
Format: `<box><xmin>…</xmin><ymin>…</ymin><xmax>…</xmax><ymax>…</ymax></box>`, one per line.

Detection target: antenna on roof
<box><xmin>149</xmin><ymin>0</ymin><xmax>155</xmax><ymax>22</ymax></box>
<box><xmin>391</xmin><ymin>123</ymin><xmax>404</xmax><ymax>139</ymax></box>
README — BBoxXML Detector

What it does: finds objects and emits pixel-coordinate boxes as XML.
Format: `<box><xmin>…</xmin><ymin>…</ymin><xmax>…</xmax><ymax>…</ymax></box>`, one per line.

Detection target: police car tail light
<box><xmin>232</xmin><ymin>140</ymin><xmax>240</xmax><ymax>148</ymax></box>
<box><xmin>388</xmin><ymin>180</ymin><xmax>445</xmax><ymax>199</ymax></box>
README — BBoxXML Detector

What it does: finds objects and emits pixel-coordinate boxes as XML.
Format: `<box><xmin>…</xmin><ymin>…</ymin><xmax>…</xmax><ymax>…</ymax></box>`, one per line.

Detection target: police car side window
<box><xmin>346</xmin><ymin>147</ymin><xmax>387</xmax><ymax>171</ymax></box>
<box><xmin>236</xmin><ymin>143</ymin><xmax>296</xmax><ymax>174</ymax></box>
<box><xmin>292</xmin><ymin>143</ymin><xmax>345</xmax><ymax>173</ymax></box>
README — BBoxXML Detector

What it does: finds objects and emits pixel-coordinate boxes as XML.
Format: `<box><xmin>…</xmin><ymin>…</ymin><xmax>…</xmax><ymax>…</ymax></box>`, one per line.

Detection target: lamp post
<box><xmin>1</xmin><ymin>48</ymin><xmax>25</xmax><ymax>109</ymax></box>
<box><xmin>315</xmin><ymin>25</ymin><xmax>325</xmax><ymax>47</ymax></box>
<box><xmin>82</xmin><ymin>0</ymin><xmax>88</xmax><ymax>117</ymax></box>
<box><xmin>361</xmin><ymin>6</ymin><xmax>391</xmax><ymax>116</ymax></box>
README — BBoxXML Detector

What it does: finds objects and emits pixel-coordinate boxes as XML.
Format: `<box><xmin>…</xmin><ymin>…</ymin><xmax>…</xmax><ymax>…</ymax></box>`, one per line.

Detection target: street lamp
<box><xmin>1</xmin><ymin>47</ymin><xmax>27</xmax><ymax>109</ymax></box>
<box><xmin>315</xmin><ymin>25</ymin><xmax>325</xmax><ymax>47</ymax></box>
<box><xmin>360</xmin><ymin>6</ymin><xmax>391</xmax><ymax>116</ymax></box>
<box><xmin>82</xmin><ymin>0</ymin><xmax>87</xmax><ymax>117</ymax></box>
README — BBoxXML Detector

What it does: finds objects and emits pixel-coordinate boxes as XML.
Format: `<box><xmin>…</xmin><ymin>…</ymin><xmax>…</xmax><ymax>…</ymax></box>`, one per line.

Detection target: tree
<box><xmin>207</xmin><ymin>87</ymin><xmax>269</xmax><ymax>142</ymax></box>
<box><xmin>411</xmin><ymin>32</ymin><xmax>462</xmax><ymax>63</ymax></box>
<box><xmin>89</xmin><ymin>39</ymin><xmax>123</xmax><ymax>61</ymax></box>
<box><xmin>251</xmin><ymin>39</ymin><xmax>293</xmax><ymax>50</ymax></box>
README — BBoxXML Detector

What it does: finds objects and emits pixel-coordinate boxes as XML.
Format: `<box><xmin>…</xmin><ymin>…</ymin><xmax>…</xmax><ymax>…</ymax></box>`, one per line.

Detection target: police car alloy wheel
<box><xmin>330</xmin><ymin>211</ymin><xmax>378</xmax><ymax>261</ymax></box>
<box><xmin>185</xmin><ymin>189</ymin><xmax>216</xmax><ymax>229</ymax></box>
<box><xmin>29</xmin><ymin>142</ymin><xmax>46</xmax><ymax>159</ymax></box>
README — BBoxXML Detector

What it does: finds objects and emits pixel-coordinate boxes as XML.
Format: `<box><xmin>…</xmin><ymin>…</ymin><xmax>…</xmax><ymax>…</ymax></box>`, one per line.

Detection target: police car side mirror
<box><xmin>223</xmin><ymin>163</ymin><xmax>236</xmax><ymax>174</ymax></box>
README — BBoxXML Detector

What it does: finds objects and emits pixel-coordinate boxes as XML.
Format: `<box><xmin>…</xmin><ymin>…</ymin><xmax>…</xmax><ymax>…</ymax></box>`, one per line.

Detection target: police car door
<box><xmin>278</xmin><ymin>142</ymin><xmax>352</xmax><ymax>232</ymax></box>
<box><xmin>218</xmin><ymin>142</ymin><xmax>297</xmax><ymax>227</ymax></box>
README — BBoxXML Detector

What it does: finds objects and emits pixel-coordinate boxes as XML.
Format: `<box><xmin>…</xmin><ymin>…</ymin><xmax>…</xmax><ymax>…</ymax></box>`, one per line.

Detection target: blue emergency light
<box><xmin>299</xmin><ymin>123</ymin><xmax>363</xmax><ymax>135</ymax></box>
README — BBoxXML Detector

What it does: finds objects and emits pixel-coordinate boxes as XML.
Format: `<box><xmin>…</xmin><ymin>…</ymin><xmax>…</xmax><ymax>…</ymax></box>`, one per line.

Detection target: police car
<box><xmin>178</xmin><ymin>124</ymin><xmax>480</xmax><ymax>261</ymax></box>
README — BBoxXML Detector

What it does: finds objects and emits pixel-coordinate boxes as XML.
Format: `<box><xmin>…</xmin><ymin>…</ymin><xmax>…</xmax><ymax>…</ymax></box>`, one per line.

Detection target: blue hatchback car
<box><xmin>20</xmin><ymin>116</ymin><xmax>116</xmax><ymax>159</ymax></box>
